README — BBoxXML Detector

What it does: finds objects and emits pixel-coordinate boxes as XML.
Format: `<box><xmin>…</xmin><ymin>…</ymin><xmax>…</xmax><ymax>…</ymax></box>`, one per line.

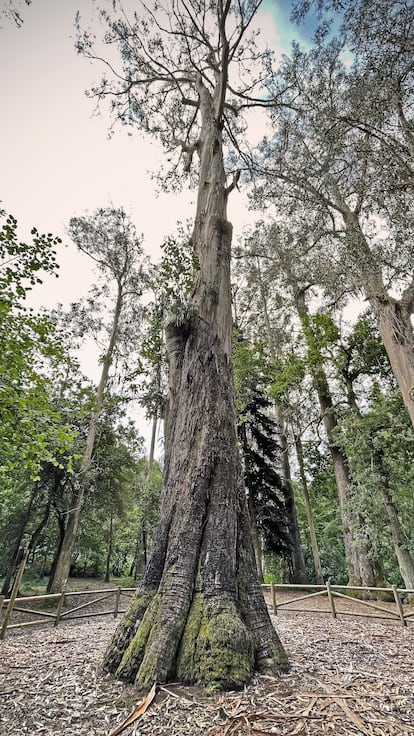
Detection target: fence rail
<box><xmin>0</xmin><ymin>586</ymin><xmax>135</xmax><ymax>640</ymax></box>
<box><xmin>1</xmin><ymin>577</ymin><xmax>413</xmax><ymax>639</ymax></box>
<box><xmin>262</xmin><ymin>582</ymin><xmax>414</xmax><ymax>626</ymax></box>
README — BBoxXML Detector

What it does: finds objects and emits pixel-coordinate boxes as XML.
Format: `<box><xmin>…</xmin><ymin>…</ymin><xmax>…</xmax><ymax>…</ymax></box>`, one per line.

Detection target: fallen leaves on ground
<box><xmin>0</xmin><ymin>608</ymin><xmax>413</xmax><ymax>735</ymax></box>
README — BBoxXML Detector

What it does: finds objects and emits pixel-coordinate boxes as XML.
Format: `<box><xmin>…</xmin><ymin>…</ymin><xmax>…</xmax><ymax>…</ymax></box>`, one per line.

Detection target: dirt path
<box><xmin>0</xmin><ymin>611</ymin><xmax>413</xmax><ymax>735</ymax></box>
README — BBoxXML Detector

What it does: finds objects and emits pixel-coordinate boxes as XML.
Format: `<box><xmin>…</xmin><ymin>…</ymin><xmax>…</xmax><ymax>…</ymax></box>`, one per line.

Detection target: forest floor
<box><xmin>0</xmin><ymin>589</ymin><xmax>413</xmax><ymax>735</ymax></box>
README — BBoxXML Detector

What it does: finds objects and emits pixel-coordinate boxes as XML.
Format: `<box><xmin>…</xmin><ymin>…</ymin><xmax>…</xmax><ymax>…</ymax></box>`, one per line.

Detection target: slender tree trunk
<box><xmin>105</xmin><ymin>514</ymin><xmax>113</xmax><ymax>583</ymax></box>
<box><xmin>372</xmin><ymin>446</ymin><xmax>414</xmax><ymax>590</ymax></box>
<box><xmin>1</xmin><ymin>485</ymin><xmax>37</xmax><ymax>596</ymax></box>
<box><xmin>295</xmin><ymin>290</ymin><xmax>378</xmax><ymax>587</ymax></box>
<box><xmin>141</xmin><ymin>522</ymin><xmax>147</xmax><ymax>571</ymax></box>
<box><xmin>293</xmin><ymin>432</ymin><xmax>324</xmax><ymax>584</ymax></box>
<box><xmin>382</xmin><ymin>486</ymin><xmax>414</xmax><ymax>590</ymax></box>
<box><xmin>49</xmin><ymin>284</ymin><xmax>123</xmax><ymax>593</ymax></box>
<box><xmin>340</xmin><ymin>205</ymin><xmax>414</xmax><ymax>428</ymax></box>
<box><xmin>103</xmin><ymin>71</ymin><xmax>287</xmax><ymax>691</ymax></box>
<box><xmin>276</xmin><ymin>413</ymin><xmax>309</xmax><ymax>583</ymax></box>
<box><xmin>27</xmin><ymin>499</ymin><xmax>52</xmax><ymax>560</ymax></box>
<box><xmin>374</xmin><ymin>298</ymin><xmax>414</xmax><ymax>427</ymax></box>
<box><xmin>143</xmin><ymin>415</ymin><xmax>157</xmax><ymax>571</ymax></box>
<box><xmin>247</xmin><ymin>486</ymin><xmax>264</xmax><ymax>581</ymax></box>
<box><xmin>240</xmin><ymin>423</ymin><xmax>264</xmax><ymax>581</ymax></box>
<box><xmin>47</xmin><ymin>510</ymin><xmax>66</xmax><ymax>593</ymax></box>
<box><xmin>255</xmin><ymin>259</ymin><xmax>308</xmax><ymax>583</ymax></box>
<box><xmin>130</xmin><ymin>537</ymin><xmax>139</xmax><ymax>580</ymax></box>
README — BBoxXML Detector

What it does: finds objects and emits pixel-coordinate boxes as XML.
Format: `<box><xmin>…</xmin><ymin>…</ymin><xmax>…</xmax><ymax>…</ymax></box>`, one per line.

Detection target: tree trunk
<box><xmin>105</xmin><ymin>514</ymin><xmax>113</xmax><ymax>583</ymax></box>
<box><xmin>374</xmin><ymin>298</ymin><xmax>414</xmax><ymax>428</ymax></box>
<box><xmin>247</xmin><ymin>485</ymin><xmax>264</xmax><ymax>582</ymax></box>
<box><xmin>49</xmin><ymin>283</ymin><xmax>123</xmax><ymax>593</ymax></box>
<box><xmin>103</xmin><ymin>72</ymin><xmax>287</xmax><ymax>691</ymax></box>
<box><xmin>277</xmin><ymin>418</ymin><xmax>309</xmax><ymax>584</ymax></box>
<box><xmin>240</xmin><ymin>421</ymin><xmax>264</xmax><ymax>582</ymax></box>
<box><xmin>294</xmin><ymin>432</ymin><xmax>324</xmax><ymax>584</ymax></box>
<box><xmin>1</xmin><ymin>485</ymin><xmax>37</xmax><ymax>596</ymax></box>
<box><xmin>317</xmin><ymin>377</ymin><xmax>378</xmax><ymax>587</ymax></box>
<box><xmin>295</xmin><ymin>290</ymin><xmax>378</xmax><ymax>587</ymax></box>
<box><xmin>373</xmin><ymin>447</ymin><xmax>414</xmax><ymax>590</ymax></box>
<box><xmin>255</xmin><ymin>259</ymin><xmax>308</xmax><ymax>583</ymax></box>
<box><xmin>47</xmin><ymin>510</ymin><xmax>66</xmax><ymax>593</ymax></box>
<box><xmin>27</xmin><ymin>499</ymin><xmax>52</xmax><ymax>560</ymax></box>
<box><xmin>340</xmin><ymin>206</ymin><xmax>414</xmax><ymax>428</ymax></box>
<box><xmin>143</xmin><ymin>415</ymin><xmax>157</xmax><ymax>571</ymax></box>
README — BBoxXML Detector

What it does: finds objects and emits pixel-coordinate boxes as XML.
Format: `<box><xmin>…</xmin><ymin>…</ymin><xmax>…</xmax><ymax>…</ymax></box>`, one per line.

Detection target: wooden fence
<box><xmin>1</xmin><ymin>578</ymin><xmax>413</xmax><ymax>639</ymax></box>
<box><xmin>263</xmin><ymin>582</ymin><xmax>414</xmax><ymax>626</ymax></box>
<box><xmin>0</xmin><ymin>586</ymin><xmax>136</xmax><ymax>640</ymax></box>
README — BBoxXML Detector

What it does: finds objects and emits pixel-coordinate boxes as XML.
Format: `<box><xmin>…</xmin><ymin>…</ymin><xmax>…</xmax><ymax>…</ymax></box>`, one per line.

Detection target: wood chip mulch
<box><xmin>0</xmin><ymin>611</ymin><xmax>413</xmax><ymax>735</ymax></box>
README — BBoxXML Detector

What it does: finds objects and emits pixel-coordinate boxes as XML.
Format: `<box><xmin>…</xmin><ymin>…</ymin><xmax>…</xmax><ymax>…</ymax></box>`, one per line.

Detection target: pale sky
<box><xmin>0</xmin><ymin>0</ymin><xmax>304</xmax><ymax>450</ymax></box>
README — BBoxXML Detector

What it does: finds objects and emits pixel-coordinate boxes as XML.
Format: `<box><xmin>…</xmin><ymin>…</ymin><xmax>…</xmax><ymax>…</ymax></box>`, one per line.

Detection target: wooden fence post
<box><xmin>0</xmin><ymin>549</ymin><xmax>28</xmax><ymax>641</ymax></box>
<box><xmin>54</xmin><ymin>588</ymin><xmax>67</xmax><ymax>627</ymax></box>
<box><xmin>113</xmin><ymin>587</ymin><xmax>121</xmax><ymax>618</ymax></box>
<box><xmin>271</xmin><ymin>583</ymin><xmax>277</xmax><ymax>615</ymax></box>
<box><xmin>392</xmin><ymin>585</ymin><xmax>407</xmax><ymax>627</ymax></box>
<box><xmin>326</xmin><ymin>581</ymin><xmax>337</xmax><ymax>619</ymax></box>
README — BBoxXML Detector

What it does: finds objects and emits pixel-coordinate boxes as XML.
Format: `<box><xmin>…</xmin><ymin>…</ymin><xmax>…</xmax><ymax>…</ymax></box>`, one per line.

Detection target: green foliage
<box><xmin>233</xmin><ymin>334</ymin><xmax>273</xmax><ymax>413</ymax></box>
<box><xmin>0</xmin><ymin>213</ymin><xmax>60</xmax><ymax>306</ymax></box>
<box><xmin>155</xmin><ymin>224</ymin><xmax>197</xmax><ymax>318</ymax></box>
<box><xmin>270</xmin><ymin>352</ymin><xmax>306</xmax><ymax>407</ymax></box>
<box><xmin>295</xmin><ymin>445</ymin><xmax>348</xmax><ymax>583</ymax></box>
<box><xmin>0</xmin><ymin>214</ymin><xmax>77</xmax><ymax>482</ymax></box>
<box><xmin>139</xmin><ymin>224</ymin><xmax>196</xmax><ymax>418</ymax></box>
<box><xmin>340</xmin><ymin>311</ymin><xmax>392</xmax><ymax>383</ymax></box>
<box><xmin>336</xmin><ymin>386</ymin><xmax>414</xmax><ymax>584</ymax></box>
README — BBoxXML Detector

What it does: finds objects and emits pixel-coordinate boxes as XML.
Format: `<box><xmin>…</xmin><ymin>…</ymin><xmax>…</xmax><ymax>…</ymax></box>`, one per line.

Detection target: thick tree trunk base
<box><xmin>103</xmin><ymin>316</ymin><xmax>288</xmax><ymax>692</ymax></box>
<box><xmin>103</xmin><ymin>587</ymin><xmax>288</xmax><ymax>691</ymax></box>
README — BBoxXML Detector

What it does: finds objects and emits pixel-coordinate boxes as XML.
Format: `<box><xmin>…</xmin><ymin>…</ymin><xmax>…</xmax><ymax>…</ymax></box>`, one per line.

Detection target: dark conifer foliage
<box><xmin>239</xmin><ymin>389</ymin><xmax>291</xmax><ymax>558</ymax></box>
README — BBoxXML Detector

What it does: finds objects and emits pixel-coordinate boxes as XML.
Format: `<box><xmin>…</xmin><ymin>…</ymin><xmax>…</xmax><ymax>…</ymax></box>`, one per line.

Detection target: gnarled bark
<box><xmin>104</xmin><ymin>316</ymin><xmax>288</xmax><ymax>690</ymax></box>
<box><xmin>103</xmin><ymin>46</ymin><xmax>287</xmax><ymax>689</ymax></box>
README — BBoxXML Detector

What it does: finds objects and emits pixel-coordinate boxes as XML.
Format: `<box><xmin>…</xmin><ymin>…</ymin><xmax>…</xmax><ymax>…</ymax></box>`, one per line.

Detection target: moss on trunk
<box><xmin>176</xmin><ymin>593</ymin><xmax>254</xmax><ymax>690</ymax></box>
<box><xmin>101</xmin><ymin>10</ymin><xmax>289</xmax><ymax>691</ymax></box>
<box><xmin>103</xmin><ymin>590</ymin><xmax>156</xmax><ymax>675</ymax></box>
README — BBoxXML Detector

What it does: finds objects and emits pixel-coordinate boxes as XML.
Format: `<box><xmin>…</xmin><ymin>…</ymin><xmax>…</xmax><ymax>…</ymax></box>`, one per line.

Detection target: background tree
<box><xmin>0</xmin><ymin>213</ymin><xmax>78</xmax><ymax>593</ymax></box>
<box><xmin>238</xmin><ymin>385</ymin><xmax>291</xmax><ymax>579</ymax></box>
<box><xmin>256</xmin><ymin>3</ymin><xmax>414</xmax><ymax>425</ymax></box>
<box><xmin>77</xmin><ymin>0</ymin><xmax>288</xmax><ymax>690</ymax></box>
<box><xmin>49</xmin><ymin>207</ymin><xmax>148</xmax><ymax>593</ymax></box>
<box><xmin>232</xmin><ymin>250</ymin><xmax>309</xmax><ymax>583</ymax></box>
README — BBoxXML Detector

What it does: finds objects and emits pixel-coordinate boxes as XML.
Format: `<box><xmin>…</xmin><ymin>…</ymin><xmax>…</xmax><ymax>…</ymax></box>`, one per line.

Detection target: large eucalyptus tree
<box><xmin>77</xmin><ymin>0</ymin><xmax>288</xmax><ymax>689</ymax></box>
<box><xmin>256</xmin><ymin>0</ymin><xmax>414</xmax><ymax>426</ymax></box>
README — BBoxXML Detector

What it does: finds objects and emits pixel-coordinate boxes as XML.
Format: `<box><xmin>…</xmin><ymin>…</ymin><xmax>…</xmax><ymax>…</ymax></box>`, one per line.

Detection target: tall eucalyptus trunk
<box><xmin>103</xmin><ymin>69</ymin><xmax>287</xmax><ymax>691</ymax></box>
<box><xmin>49</xmin><ymin>283</ymin><xmax>123</xmax><ymax>593</ymax></box>
<box><xmin>373</xmin><ymin>445</ymin><xmax>414</xmax><ymax>590</ymax></box>
<box><xmin>295</xmin><ymin>290</ymin><xmax>378</xmax><ymax>587</ymax></box>
<box><xmin>340</xmin><ymin>205</ymin><xmax>414</xmax><ymax>429</ymax></box>
<box><xmin>293</xmin><ymin>431</ymin><xmax>324</xmax><ymax>585</ymax></box>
